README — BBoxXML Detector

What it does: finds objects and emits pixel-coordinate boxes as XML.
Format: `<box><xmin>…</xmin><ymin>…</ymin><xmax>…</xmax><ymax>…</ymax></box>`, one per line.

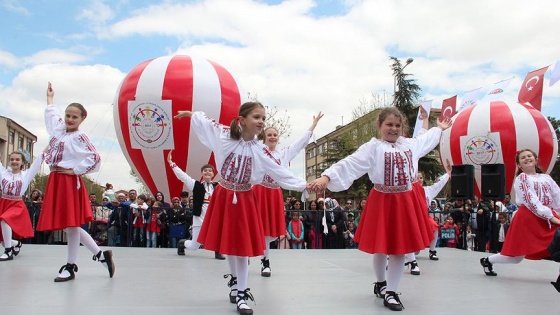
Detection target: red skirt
<box><xmin>253</xmin><ymin>185</ymin><xmax>286</xmax><ymax>237</ymax></box>
<box><xmin>198</xmin><ymin>185</ymin><xmax>265</xmax><ymax>257</ymax></box>
<box><xmin>501</xmin><ymin>205</ymin><xmax>559</xmax><ymax>260</ymax></box>
<box><xmin>415</xmin><ymin>184</ymin><xmax>439</xmax><ymax>230</ymax></box>
<box><xmin>37</xmin><ymin>172</ymin><xmax>93</xmax><ymax>231</ymax></box>
<box><xmin>0</xmin><ymin>198</ymin><xmax>34</xmax><ymax>241</ymax></box>
<box><xmin>354</xmin><ymin>184</ymin><xmax>435</xmax><ymax>255</ymax></box>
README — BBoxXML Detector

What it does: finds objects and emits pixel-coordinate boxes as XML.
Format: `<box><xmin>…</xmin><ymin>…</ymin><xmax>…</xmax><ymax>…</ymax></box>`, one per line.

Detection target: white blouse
<box><xmin>261</xmin><ymin>130</ymin><xmax>313</xmax><ymax>186</ymax></box>
<box><xmin>323</xmin><ymin>127</ymin><xmax>442</xmax><ymax>192</ymax></box>
<box><xmin>0</xmin><ymin>154</ymin><xmax>44</xmax><ymax>198</ymax></box>
<box><xmin>423</xmin><ymin>173</ymin><xmax>449</xmax><ymax>207</ymax></box>
<box><xmin>190</xmin><ymin>112</ymin><xmax>306</xmax><ymax>192</ymax></box>
<box><xmin>44</xmin><ymin>105</ymin><xmax>100</xmax><ymax>175</ymax></box>
<box><xmin>514</xmin><ymin>173</ymin><xmax>560</xmax><ymax>220</ymax></box>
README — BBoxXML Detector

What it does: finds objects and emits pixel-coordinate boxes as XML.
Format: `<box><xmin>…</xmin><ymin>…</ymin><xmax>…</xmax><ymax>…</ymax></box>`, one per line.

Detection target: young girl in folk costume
<box><xmin>404</xmin><ymin>165</ymin><xmax>451</xmax><ymax>275</ymax></box>
<box><xmin>253</xmin><ymin>112</ymin><xmax>323</xmax><ymax>276</ymax></box>
<box><xmin>480</xmin><ymin>149</ymin><xmax>560</xmax><ymax>292</ymax></box>
<box><xmin>174</xmin><ymin>102</ymin><xmax>307</xmax><ymax>315</ymax></box>
<box><xmin>0</xmin><ymin>151</ymin><xmax>44</xmax><ymax>261</ymax></box>
<box><xmin>309</xmin><ymin>107</ymin><xmax>451</xmax><ymax>311</ymax></box>
<box><xmin>37</xmin><ymin>83</ymin><xmax>114</xmax><ymax>282</ymax></box>
<box><xmin>167</xmin><ymin>153</ymin><xmax>224</xmax><ymax>259</ymax></box>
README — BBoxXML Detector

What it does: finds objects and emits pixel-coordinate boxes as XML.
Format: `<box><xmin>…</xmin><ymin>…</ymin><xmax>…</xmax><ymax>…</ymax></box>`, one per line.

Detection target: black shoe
<box><xmin>94</xmin><ymin>250</ymin><xmax>115</xmax><ymax>278</ymax></box>
<box><xmin>480</xmin><ymin>257</ymin><xmax>497</xmax><ymax>276</ymax></box>
<box><xmin>429</xmin><ymin>250</ymin><xmax>439</xmax><ymax>261</ymax></box>
<box><xmin>260</xmin><ymin>258</ymin><xmax>271</xmax><ymax>277</ymax></box>
<box><xmin>224</xmin><ymin>274</ymin><xmax>238</xmax><ymax>304</ymax></box>
<box><xmin>177</xmin><ymin>239</ymin><xmax>186</xmax><ymax>255</ymax></box>
<box><xmin>407</xmin><ymin>260</ymin><xmax>420</xmax><ymax>275</ymax></box>
<box><xmin>373</xmin><ymin>280</ymin><xmax>387</xmax><ymax>298</ymax></box>
<box><xmin>215</xmin><ymin>252</ymin><xmax>226</xmax><ymax>260</ymax></box>
<box><xmin>13</xmin><ymin>241</ymin><xmax>22</xmax><ymax>256</ymax></box>
<box><xmin>383</xmin><ymin>291</ymin><xmax>404</xmax><ymax>311</ymax></box>
<box><xmin>0</xmin><ymin>247</ymin><xmax>14</xmax><ymax>261</ymax></box>
<box><xmin>236</xmin><ymin>288</ymin><xmax>255</xmax><ymax>314</ymax></box>
<box><xmin>54</xmin><ymin>263</ymin><xmax>78</xmax><ymax>282</ymax></box>
<box><xmin>551</xmin><ymin>275</ymin><xmax>560</xmax><ymax>293</ymax></box>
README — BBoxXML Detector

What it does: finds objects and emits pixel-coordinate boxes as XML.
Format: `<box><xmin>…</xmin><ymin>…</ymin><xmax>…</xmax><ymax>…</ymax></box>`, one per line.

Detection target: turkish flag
<box><xmin>440</xmin><ymin>95</ymin><xmax>457</xmax><ymax>121</ymax></box>
<box><xmin>518</xmin><ymin>66</ymin><xmax>549</xmax><ymax>111</ymax></box>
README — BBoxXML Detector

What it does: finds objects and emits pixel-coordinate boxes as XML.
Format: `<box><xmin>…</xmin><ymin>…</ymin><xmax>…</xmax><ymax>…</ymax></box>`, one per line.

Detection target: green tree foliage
<box><xmin>29</xmin><ymin>173</ymin><xmax>104</xmax><ymax>200</ymax></box>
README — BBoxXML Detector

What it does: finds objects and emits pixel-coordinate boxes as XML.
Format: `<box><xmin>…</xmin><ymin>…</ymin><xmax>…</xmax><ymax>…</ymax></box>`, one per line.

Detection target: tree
<box><xmin>28</xmin><ymin>173</ymin><xmax>104</xmax><ymax>199</ymax></box>
<box><xmin>390</xmin><ymin>56</ymin><xmax>443</xmax><ymax>181</ymax></box>
<box><xmin>247</xmin><ymin>92</ymin><xmax>292</xmax><ymax>139</ymax></box>
<box><xmin>129</xmin><ymin>169</ymin><xmax>151</xmax><ymax>196</ymax></box>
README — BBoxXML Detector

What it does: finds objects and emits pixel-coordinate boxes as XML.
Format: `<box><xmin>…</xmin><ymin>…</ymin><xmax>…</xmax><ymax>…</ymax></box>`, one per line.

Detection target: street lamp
<box><xmin>393</xmin><ymin>58</ymin><xmax>414</xmax><ymax>93</ymax></box>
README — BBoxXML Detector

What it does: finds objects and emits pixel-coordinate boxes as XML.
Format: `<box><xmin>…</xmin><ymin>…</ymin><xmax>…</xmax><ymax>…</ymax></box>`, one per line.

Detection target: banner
<box><xmin>440</xmin><ymin>96</ymin><xmax>457</xmax><ymax>121</ymax></box>
<box><xmin>412</xmin><ymin>100</ymin><xmax>432</xmax><ymax>138</ymax></box>
<box><xmin>518</xmin><ymin>66</ymin><xmax>549</xmax><ymax>111</ymax></box>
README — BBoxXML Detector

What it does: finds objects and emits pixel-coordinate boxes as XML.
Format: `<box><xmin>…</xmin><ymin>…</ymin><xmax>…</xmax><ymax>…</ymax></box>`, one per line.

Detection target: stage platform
<box><xmin>1</xmin><ymin>245</ymin><xmax>558</xmax><ymax>315</ymax></box>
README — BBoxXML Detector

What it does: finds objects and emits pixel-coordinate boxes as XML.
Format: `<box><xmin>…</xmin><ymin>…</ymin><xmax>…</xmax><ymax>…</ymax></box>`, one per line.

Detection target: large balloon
<box><xmin>113</xmin><ymin>55</ymin><xmax>242</xmax><ymax>200</ymax></box>
<box><xmin>439</xmin><ymin>101</ymin><xmax>558</xmax><ymax>198</ymax></box>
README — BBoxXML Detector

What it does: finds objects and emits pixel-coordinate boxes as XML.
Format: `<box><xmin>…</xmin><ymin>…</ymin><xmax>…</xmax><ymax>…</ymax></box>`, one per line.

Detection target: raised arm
<box><xmin>167</xmin><ymin>150</ymin><xmax>196</xmax><ymax>191</ymax></box>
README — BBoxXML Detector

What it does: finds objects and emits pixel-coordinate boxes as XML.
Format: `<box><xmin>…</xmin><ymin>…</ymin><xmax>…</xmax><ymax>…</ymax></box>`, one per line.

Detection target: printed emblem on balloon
<box><xmin>129</xmin><ymin>100</ymin><xmax>173</xmax><ymax>149</ymax></box>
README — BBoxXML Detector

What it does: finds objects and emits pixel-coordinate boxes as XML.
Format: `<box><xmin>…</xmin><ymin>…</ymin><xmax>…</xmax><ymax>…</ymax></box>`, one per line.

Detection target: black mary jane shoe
<box><xmin>480</xmin><ymin>257</ymin><xmax>497</xmax><ymax>276</ymax></box>
<box><xmin>54</xmin><ymin>263</ymin><xmax>78</xmax><ymax>282</ymax></box>
<box><xmin>224</xmin><ymin>274</ymin><xmax>238</xmax><ymax>303</ymax></box>
<box><xmin>383</xmin><ymin>291</ymin><xmax>404</xmax><ymax>311</ymax></box>
<box><xmin>0</xmin><ymin>247</ymin><xmax>14</xmax><ymax>261</ymax></box>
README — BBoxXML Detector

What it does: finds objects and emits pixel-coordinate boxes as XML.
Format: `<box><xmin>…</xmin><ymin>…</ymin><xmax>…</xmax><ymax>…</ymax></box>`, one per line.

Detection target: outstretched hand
<box><xmin>167</xmin><ymin>150</ymin><xmax>173</xmax><ymax>164</ymax></box>
<box><xmin>47</xmin><ymin>82</ymin><xmax>54</xmax><ymax>105</ymax></box>
<box><xmin>174</xmin><ymin>111</ymin><xmax>192</xmax><ymax>119</ymax></box>
<box><xmin>307</xmin><ymin>175</ymin><xmax>329</xmax><ymax>193</ymax></box>
<box><xmin>309</xmin><ymin>111</ymin><xmax>324</xmax><ymax>131</ymax></box>
<box><xmin>437</xmin><ymin>117</ymin><xmax>452</xmax><ymax>131</ymax></box>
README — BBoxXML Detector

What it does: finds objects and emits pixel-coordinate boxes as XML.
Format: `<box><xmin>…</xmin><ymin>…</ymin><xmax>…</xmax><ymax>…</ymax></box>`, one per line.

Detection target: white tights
<box><xmin>226</xmin><ymin>255</ymin><xmax>249</xmax><ymax>291</ymax></box>
<box><xmin>262</xmin><ymin>236</ymin><xmax>275</xmax><ymax>259</ymax></box>
<box><xmin>66</xmin><ymin>227</ymin><xmax>101</xmax><ymax>264</ymax></box>
<box><xmin>488</xmin><ymin>254</ymin><xmax>524</xmax><ymax>265</ymax></box>
<box><xmin>373</xmin><ymin>254</ymin><xmax>405</xmax><ymax>292</ymax></box>
<box><xmin>1</xmin><ymin>220</ymin><xmax>18</xmax><ymax>249</ymax></box>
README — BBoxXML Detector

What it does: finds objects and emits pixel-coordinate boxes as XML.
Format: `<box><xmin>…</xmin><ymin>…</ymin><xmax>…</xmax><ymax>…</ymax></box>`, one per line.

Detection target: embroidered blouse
<box><xmin>323</xmin><ymin>127</ymin><xmax>442</xmax><ymax>192</ymax></box>
<box><xmin>190</xmin><ymin>111</ymin><xmax>306</xmax><ymax>192</ymax></box>
<box><xmin>0</xmin><ymin>153</ymin><xmax>44</xmax><ymax>198</ymax></box>
<box><xmin>44</xmin><ymin>105</ymin><xmax>100</xmax><ymax>175</ymax></box>
<box><xmin>514</xmin><ymin>173</ymin><xmax>560</xmax><ymax>220</ymax></box>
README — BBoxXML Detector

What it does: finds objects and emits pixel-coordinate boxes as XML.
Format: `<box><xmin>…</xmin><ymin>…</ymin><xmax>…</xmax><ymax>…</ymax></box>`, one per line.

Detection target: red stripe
<box><xmin>208</xmin><ymin>60</ymin><xmax>241</xmax><ymax>173</ymax></box>
<box><xmin>449</xmin><ymin>106</ymin><xmax>480</xmax><ymax>197</ymax></box>
<box><xmin>117</xmin><ymin>59</ymin><xmax>159</xmax><ymax>194</ymax></box>
<box><xmin>161</xmin><ymin>55</ymin><xmax>195</xmax><ymax>199</ymax></box>
<box><xmin>489</xmin><ymin>101</ymin><xmax>517</xmax><ymax>193</ymax></box>
<box><xmin>523</xmin><ymin>104</ymin><xmax>554</xmax><ymax>174</ymax></box>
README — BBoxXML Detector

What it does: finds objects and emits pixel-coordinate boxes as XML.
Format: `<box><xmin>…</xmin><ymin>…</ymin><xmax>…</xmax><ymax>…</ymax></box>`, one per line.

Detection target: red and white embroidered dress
<box><xmin>37</xmin><ymin>105</ymin><xmax>101</xmax><ymax>231</ymax></box>
<box><xmin>322</xmin><ymin>127</ymin><xmax>442</xmax><ymax>255</ymax></box>
<box><xmin>190</xmin><ymin>112</ymin><xmax>307</xmax><ymax>257</ymax></box>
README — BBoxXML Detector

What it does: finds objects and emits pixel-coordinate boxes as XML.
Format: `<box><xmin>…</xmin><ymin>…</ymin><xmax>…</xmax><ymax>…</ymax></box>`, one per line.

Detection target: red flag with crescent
<box><xmin>440</xmin><ymin>95</ymin><xmax>457</xmax><ymax>121</ymax></box>
<box><xmin>518</xmin><ymin>66</ymin><xmax>549</xmax><ymax>111</ymax></box>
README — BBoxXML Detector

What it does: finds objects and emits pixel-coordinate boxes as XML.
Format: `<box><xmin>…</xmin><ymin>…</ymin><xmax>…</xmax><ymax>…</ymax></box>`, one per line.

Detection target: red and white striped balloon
<box><xmin>439</xmin><ymin>101</ymin><xmax>558</xmax><ymax>197</ymax></box>
<box><xmin>113</xmin><ymin>55</ymin><xmax>242</xmax><ymax>200</ymax></box>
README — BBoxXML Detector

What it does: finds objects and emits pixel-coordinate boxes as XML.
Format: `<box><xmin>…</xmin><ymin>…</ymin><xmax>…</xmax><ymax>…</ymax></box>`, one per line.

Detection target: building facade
<box><xmin>0</xmin><ymin>115</ymin><xmax>37</xmax><ymax>168</ymax></box>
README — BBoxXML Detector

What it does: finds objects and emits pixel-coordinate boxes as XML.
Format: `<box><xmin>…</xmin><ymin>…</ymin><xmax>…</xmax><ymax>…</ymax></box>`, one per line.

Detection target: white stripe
<box><xmin>187</xmin><ymin>57</ymin><xmax>223</xmax><ymax>181</ymax></box>
<box><xmin>135</xmin><ymin>56</ymin><xmax>173</xmax><ymax>200</ymax></box>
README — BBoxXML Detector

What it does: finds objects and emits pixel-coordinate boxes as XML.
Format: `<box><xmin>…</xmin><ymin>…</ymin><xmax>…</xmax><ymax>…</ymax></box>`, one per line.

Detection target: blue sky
<box><xmin>1</xmin><ymin>0</ymin><xmax>559</xmax><ymax>193</ymax></box>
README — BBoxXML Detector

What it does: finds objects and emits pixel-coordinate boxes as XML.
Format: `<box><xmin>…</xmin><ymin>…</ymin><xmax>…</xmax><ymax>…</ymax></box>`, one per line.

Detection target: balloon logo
<box><xmin>439</xmin><ymin>100</ymin><xmax>558</xmax><ymax>197</ymax></box>
<box><xmin>113</xmin><ymin>55</ymin><xmax>242</xmax><ymax>200</ymax></box>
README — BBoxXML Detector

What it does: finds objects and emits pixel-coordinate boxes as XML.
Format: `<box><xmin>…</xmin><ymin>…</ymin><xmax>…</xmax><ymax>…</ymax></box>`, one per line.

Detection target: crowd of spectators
<box><xmin>22</xmin><ymin>186</ymin><xmax>516</xmax><ymax>253</ymax></box>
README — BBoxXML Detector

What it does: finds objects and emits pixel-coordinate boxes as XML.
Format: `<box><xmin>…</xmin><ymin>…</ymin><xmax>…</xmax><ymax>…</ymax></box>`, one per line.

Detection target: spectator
<box><xmin>343</xmin><ymin>199</ymin><xmax>354</xmax><ymax>221</ymax></box>
<box><xmin>145</xmin><ymin>201</ymin><xmax>163</xmax><ymax>248</ymax></box>
<box><xmin>466</xmin><ymin>224</ymin><xmax>476</xmax><ymax>251</ymax></box>
<box><xmin>107</xmin><ymin>193</ymin><xmax>131</xmax><ymax>246</ymax></box>
<box><xmin>102</xmin><ymin>183</ymin><xmax>116</xmax><ymax>203</ymax></box>
<box><xmin>443</xmin><ymin>216</ymin><xmax>459</xmax><ymax>249</ymax></box>
<box><xmin>167</xmin><ymin>197</ymin><xmax>188</xmax><ymax>248</ymax></box>
<box><xmin>344</xmin><ymin>220</ymin><xmax>358</xmax><ymax>249</ymax></box>
<box><xmin>287</xmin><ymin>211</ymin><xmax>304</xmax><ymax>249</ymax></box>
<box><xmin>130</xmin><ymin>194</ymin><xmax>148</xmax><ymax>247</ymax></box>
<box><xmin>504</xmin><ymin>192</ymin><xmax>517</xmax><ymax>214</ymax></box>
<box><xmin>155</xmin><ymin>191</ymin><xmax>170</xmax><ymax>247</ymax></box>
<box><xmin>324</xmin><ymin>199</ymin><xmax>345</xmax><ymax>249</ymax></box>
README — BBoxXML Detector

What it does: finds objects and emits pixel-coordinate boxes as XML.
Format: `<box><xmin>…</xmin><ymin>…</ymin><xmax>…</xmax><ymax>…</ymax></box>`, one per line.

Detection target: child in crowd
<box><xmin>0</xmin><ymin>151</ymin><xmax>44</xmax><ymax>261</ymax></box>
<box><xmin>480</xmin><ymin>149</ymin><xmax>560</xmax><ymax>294</ymax></box>
<box><xmin>443</xmin><ymin>216</ymin><xmax>459</xmax><ymax>248</ymax></box>
<box><xmin>130</xmin><ymin>194</ymin><xmax>148</xmax><ymax>247</ymax></box>
<box><xmin>253</xmin><ymin>112</ymin><xmax>322</xmax><ymax>276</ymax></box>
<box><xmin>287</xmin><ymin>211</ymin><xmax>304</xmax><ymax>249</ymax></box>
<box><xmin>102</xmin><ymin>183</ymin><xmax>116</xmax><ymax>203</ymax></box>
<box><xmin>466</xmin><ymin>225</ymin><xmax>476</xmax><ymax>251</ymax></box>
<box><xmin>145</xmin><ymin>201</ymin><xmax>162</xmax><ymax>248</ymax></box>
<box><xmin>174</xmin><ymin>102</ymin><xmax>307</xmax><ymax>315</ymax></box>
<box><xmin>37</xmin><ymin>82</ymin><xmax>114</xmax><ymax>282</ymax></box>
<box><xmin>168</xmin><ymin>152</ymin><xmax>225</xmax><ymax>260</ymax></box>
<box><xmin>309</xmin><ymin>107</ymin><xmax>451</xmax><ymax>311</ymax></box>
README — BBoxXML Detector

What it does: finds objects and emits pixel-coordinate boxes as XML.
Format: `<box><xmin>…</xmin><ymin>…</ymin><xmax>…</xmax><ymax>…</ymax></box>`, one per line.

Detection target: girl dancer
<box><xmin>254</xmin><ymin>112</ymin><xmax>323</xmax><ymax>276</ymax></box>
<box><xmin>174</xmin><ymin>102</ymin><xmax>307</xmax><ymax>315</ymax></box>
<box><xmin>405</xmin><ymin>165</ymin><xmax>451</xmax><ymax>275</ymax></box>
<box><xmin>37</xmin><ymin>82</ymin><xmax>114</xmax><ymax>282</ymax></box>
<box><xmin>480</xmin><ymin>149</ymin><xmax>560</xmax><ymax>292</ymax></box>
<box><xmin>309</xmin><ymin>107</ymin><xmax>451</xmax><ymax>311</ymax></box>
<box><xmin>0</xmin><ymin>151</ymin><xmax>44</xmax><ymax>261</ymax></box>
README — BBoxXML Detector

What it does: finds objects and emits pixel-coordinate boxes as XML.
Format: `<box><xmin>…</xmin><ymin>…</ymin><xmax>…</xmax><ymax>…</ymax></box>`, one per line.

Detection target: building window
<box><xmin>26</xmin><ymin>140</ymin><xmax>32</xmax><ymax>153</ymax></box>
<box><xmin>9</xmin><ymin>131</ymin><xmax>14</xmax><ymax>144</ymax></box>
<box><xmin>18</xmin><ymin>135</ymin><xmax>24</xmax><ymax>149</ymax></box>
